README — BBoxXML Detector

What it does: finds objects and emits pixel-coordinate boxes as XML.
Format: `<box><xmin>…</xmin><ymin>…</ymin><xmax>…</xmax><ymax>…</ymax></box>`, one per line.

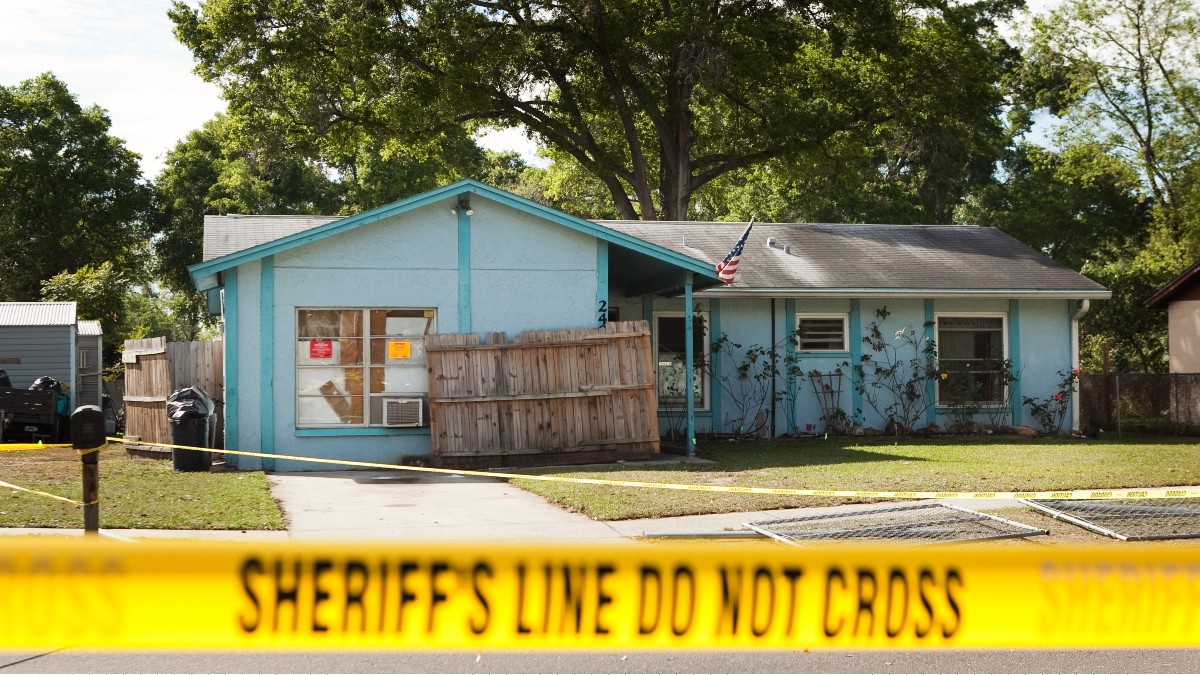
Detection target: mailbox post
<box><xmin>71</xmin><ymin>405</ymin><xmax>105</xmax><ymax>535</ymax></box>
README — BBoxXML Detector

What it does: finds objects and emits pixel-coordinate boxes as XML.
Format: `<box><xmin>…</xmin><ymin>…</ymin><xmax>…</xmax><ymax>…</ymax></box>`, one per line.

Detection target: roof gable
<box><xmin>1145</xmin><ymin>260</ymin><xmax>1200</xmax><ymax>309</ymax></box>
<box><xmin>189</xmin><ymin>179</ymin><xmax>721</xmax><ymax>286</ymax></box>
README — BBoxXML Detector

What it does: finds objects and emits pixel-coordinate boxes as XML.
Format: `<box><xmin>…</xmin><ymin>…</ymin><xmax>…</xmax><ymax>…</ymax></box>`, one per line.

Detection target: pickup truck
<box><xmin>0</xmin><ymin>388</ymin><xmax>61</xmax><ymax>442</ymax></box>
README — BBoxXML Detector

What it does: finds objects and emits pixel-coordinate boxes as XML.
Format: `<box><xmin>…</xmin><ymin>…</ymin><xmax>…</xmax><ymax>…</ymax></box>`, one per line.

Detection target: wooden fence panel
<box><xmin>123</xmin><ymin>338</ymin><xmax>224</xmax><ymax>449</ymax></box>
<box><xmin>426</xmin><ymin>321</ymin><xmax>659</xmax><ymax>465</ymax></box>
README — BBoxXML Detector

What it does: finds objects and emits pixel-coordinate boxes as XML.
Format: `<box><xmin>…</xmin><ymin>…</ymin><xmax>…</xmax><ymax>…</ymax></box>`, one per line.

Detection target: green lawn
<box><xmin>511</xmin><ymin>435</ymin><xmax>1200</xmax><ymax>520</ymax></box>
<box><xmin>0</xmin><ymin>443</ymin><xmax>284</xmax><ymax>529</ymax></box>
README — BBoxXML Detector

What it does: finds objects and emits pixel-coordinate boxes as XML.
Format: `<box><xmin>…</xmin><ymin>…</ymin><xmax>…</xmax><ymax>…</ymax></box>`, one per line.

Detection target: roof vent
<box><xmin>766</xmin><ymin>236</ymin><xmax>777</xmax><ymax>248</ymax></box>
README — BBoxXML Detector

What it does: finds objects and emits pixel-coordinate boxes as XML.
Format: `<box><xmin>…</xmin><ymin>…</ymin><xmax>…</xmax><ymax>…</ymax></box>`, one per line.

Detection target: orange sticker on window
<box><xmin>388</xmin><ymin>341</ymin><xmax>411</xmax><ymax>359</ymax></box>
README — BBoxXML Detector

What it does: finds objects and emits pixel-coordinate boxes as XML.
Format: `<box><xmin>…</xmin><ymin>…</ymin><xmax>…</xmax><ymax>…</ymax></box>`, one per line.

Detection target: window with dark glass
<box><xmin>936</xmin><ymin>316</ymin><xmax>1005</xmax><ymax>405</ymax></box>
<box><xmin>795</xmin><ymin>315</ymin><xmax>848</xmax><ymax>351</ymax></box>
<box><xmin>654</xmin><ymin>313</ymin><xmax>708</xmax><ymax>409</ymax></box>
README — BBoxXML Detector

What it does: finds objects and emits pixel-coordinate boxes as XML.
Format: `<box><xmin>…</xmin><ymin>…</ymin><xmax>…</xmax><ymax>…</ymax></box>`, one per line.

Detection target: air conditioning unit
<box><xmin>383</xmin><ymin>397</ymin><xmax>424</xmax><ymax>428</ymax></box>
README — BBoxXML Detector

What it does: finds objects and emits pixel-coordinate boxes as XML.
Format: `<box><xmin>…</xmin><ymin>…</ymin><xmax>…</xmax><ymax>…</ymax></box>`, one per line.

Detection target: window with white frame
<box><xmin>654</xmin><ymin>312</ymin><xmax>709</xmax><ymax>409</ymax></box>
<box><xmin>795</xmin><ymin>314</ymin><xmax>849</xmax><ymax>352</ymax></box>
<box><xmin>296</xmin><ymin>308</ymin><xmax>436</xmax><ymax>427</ymax></box>
<box><xmin>936</xmin><ymin>315</ymin><xmax>1006</xmax><ymax>406</ymax></box>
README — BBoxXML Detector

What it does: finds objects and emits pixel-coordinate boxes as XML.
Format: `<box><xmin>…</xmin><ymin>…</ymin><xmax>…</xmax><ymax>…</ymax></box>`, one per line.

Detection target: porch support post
<box><xmin>684</xmin><ymin>272</ymin><xmax>696</xmax><ymax>457</ymax></box>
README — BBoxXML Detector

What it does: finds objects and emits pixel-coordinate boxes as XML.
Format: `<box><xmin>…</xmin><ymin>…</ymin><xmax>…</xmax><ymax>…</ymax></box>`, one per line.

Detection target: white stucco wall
<box><xmin>1168</xmin><ymin>300</ymin><xmax>1200</xmax><ymax>373</ymax></box>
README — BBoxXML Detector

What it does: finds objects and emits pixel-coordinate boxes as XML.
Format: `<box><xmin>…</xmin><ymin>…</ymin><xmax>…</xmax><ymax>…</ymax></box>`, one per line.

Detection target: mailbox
<box><xmin>71</xmin><ymin>405</ymin><xmax>106</xmax><ymax>451</ymax></box>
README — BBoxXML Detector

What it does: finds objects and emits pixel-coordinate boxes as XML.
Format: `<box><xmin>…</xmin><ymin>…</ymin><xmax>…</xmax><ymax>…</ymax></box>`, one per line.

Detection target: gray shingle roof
<box><xmin>0</xmin><ymin>302</ymin><xmax>77</xmax><ymax>326</ymax></box>
<box><xmin>198</xmin><ymin>212</ymin><xmax>1108</xmax><ymax>297</ymax></box>
<box><xmin>203</xmin><ymin>214</ymin><xmax>342</xmax><ymax>262</ymax></box>
<box><xmin>597</xmin><ymin>221</ymin><xmax>1109</xmax><ymax>297</ymax></box>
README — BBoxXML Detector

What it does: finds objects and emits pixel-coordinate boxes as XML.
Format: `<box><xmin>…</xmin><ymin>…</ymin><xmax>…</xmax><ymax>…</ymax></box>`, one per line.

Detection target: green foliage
<box><xmin>172</xmin><ymin>0</ymin><xmax>1020</xmax><ymax>221</ymax></box>
<box><xmin>1022</xmin><ymin>0</ymin><xmax>1200</xmax><ymax>240</ymax></box>
<box><xmin>708</xmin><ymin>331</ymin><xmax>805</xmax><ymax>439</ymax></box>
<box><xmin>152</xmin><ymin>114</ymin><xmax>344</xmax><ymax>296</ymax></box>
<box><xmin>1080</xmin><ymin>228</ymin><xmax>1188</xmax><ymax>372</ymax></box>
<box><xmin>0</xmin><ymin>73</ymin><xmax>151</xmax><ymax>301</ymax></box>
<box><xmin>694</xmin><ymin>2</ymin><xmax>1020</xmax><ymax>225</ymax></box>
<box><xmin>1022</xmin><ymin>368</ymin><xmax>1079</xmax><ymax>434</ymax></box>
<box><xmin>39</xmin><ymin>262</ymin><xmax>129</xmax><ymax>355</ymax></box>
<box><xmin>940</xmin><ymin>369</ymin><xmax>983</xmax><ymax>429</ymax></box>
<box><xmin>852</xmin><ymin>306</ymin><xmax>938</xmax><ymax>433</ymax></box>
<box><xmin>0</xmin><ymin>444</ymin><xmax>284</xmax><ymax>530</ymax></box>
<box><xmin>955</xmin><ymin>143</ymin><xmax>1150</xmax><ymax>270</ymax></box>
<box><xmin>990</xmin><ymin>0</ymin><xmax>1200</xmax><ymax>371</ymax></box>
<box><xmin>512</xmin><ymin>435</ymin><xmax>1200</xmax><ymax>520</ymax></box>
<box><xmin>152</xmin><ymin>114</ymin><xmax>523</xmax><ymax>339</ymax></box>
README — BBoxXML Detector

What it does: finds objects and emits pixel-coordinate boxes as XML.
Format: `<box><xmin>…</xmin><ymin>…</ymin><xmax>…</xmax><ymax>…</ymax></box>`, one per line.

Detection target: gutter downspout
<box><xmin>1070</xmin><ymin>299</ymin><xmax>1090</xmax><ymax>433</ymax></box>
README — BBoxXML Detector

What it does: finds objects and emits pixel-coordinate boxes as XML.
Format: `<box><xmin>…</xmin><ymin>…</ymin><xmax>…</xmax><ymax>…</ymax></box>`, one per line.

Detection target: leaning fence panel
<box><xmin>1020</xmin><ymin>498</ymin><xmax>1200</xmax><ymax>541</ymax></box>
<box><xmin>745</xmin><ymin>503</ymin><xmax>1047</xmax><ymax>545</ymax></box>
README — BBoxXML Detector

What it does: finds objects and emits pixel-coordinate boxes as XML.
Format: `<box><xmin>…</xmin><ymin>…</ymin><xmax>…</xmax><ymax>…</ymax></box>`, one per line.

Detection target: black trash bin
<box><xmin>167</xmin><ymin>387</ymin><xmax>215</xmax><ymax>472</ymax></box>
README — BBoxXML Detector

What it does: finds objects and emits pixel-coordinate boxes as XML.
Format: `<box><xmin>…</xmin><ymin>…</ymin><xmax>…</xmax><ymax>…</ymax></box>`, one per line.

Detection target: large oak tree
<box><xmin>172</xmin><ymin>0</ymin><xmax>1021</xmax><ymax>221</ymax></box>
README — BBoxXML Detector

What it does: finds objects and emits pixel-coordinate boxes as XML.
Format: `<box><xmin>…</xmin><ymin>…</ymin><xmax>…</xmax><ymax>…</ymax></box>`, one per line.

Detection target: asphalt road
<box><xmin>3</xmin><ymin>648</ymin><xmax>1199</xmax><ymax>673</ymax></box>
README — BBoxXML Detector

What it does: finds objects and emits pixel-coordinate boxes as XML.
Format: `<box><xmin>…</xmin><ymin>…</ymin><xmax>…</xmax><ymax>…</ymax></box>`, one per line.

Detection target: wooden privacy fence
<box><xmin>123</xmin><ymin>338</ymin><xmax>224</xmax><ymax>450</ymax></box>
<box><xmin>426</xmin><ymin>320</ymin><xmax>659</xmax><ymax>465</ymax></box>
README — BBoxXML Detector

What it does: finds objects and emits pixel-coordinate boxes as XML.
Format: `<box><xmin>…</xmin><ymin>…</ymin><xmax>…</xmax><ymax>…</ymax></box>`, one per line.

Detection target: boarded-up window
<box><xmin>297</xmin><ymin>308</ymin><xmax>435</xmax><ymax>426</ymax></box>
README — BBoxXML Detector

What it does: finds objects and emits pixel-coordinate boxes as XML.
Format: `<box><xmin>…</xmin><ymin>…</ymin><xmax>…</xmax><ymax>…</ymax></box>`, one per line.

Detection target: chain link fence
<box><xmin>1079</xmin><ymin>373</ymin><xmax>1200</xmax><ymax>434</ymax></box>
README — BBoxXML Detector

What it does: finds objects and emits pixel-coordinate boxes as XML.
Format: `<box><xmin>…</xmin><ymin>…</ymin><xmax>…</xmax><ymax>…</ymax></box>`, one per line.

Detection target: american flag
<box><xmin>716</xmin><ymin>221</ymin><xmax>754</xmax><ymax>284</ymax></box>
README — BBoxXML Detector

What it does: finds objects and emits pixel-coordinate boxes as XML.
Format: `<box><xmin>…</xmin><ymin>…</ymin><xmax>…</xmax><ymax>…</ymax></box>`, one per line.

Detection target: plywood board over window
<box><xmin>297</xmin><ymin>308</ymin><xmax>436</xmax><ymax>428</ymax></box>
<box><xmin>426</xmin><ymin>320</ymin><xmax>659</xmax><ymax>468</ymax></box>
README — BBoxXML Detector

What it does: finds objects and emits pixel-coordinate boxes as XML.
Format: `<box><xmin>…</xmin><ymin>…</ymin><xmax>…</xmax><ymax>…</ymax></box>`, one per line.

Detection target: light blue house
<box><xmin>191</xmin><ymin>180</ymin><xmax>1109</xmax><ymax>470</ymax></box>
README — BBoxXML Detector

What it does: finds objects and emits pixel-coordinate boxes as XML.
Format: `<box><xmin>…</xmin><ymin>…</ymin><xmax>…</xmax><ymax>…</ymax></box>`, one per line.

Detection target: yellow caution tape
<box><xmin>0</xmin><ymin>442</ymin><xmax>73</xmax><ymax>451</ymax></box>
<box><xmin>107</xmin><ymin>437</ymin><xmax>1200</xmax><ymax>501</ymax></box>
<box><xmin>1</xmin><ymin>539</ymin><xmax>1198</xmax><ymax>649</ymax></box>
<box><xmin>0</xmin><ymin>478</ymin><xmax>84</xmax><ymax>505</ymax></box>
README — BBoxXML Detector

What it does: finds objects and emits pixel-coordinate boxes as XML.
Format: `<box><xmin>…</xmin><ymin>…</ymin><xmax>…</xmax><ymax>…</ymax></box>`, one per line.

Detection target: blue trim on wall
<box><xmin>259</xmin><ymin>257</ymin><xmax>275</xmax><ymax>471</ymax></box>
<box><xmin>224</xmin><ymin>272</ymin><xmax>238</xmax><ymax>465</ymax></box>
<box><xmin>784</xmin><ymin>298</ymin><xmax>797</xmax><ymax>435</ymax></box>
<box><xmin>295</xmin><ymin>427</ymin><xmax>433</xmax><ymax>438</ymax></box>
<box><xmin>1008</xmin><ymin>299</ymin><xmax>1022</xmax><ymax>426</ymax></box>
<box><xmin>849</xmin><ymin>299</ymin><xmax>863</xmax><ymax>425</ymax></box>
<box><xmin>925</xmin><ymin>299</ymin><xmax>936</xmax><ymax>427</ymax></box>
<box><xmin>710</xmin><ymin>298</ymin><xmax>722</xmax><ymax>433</ymax></box>
<box><xmin>597</xmin><ymin>241</ymin><xmax>609</xmax><ymax>326</ymax></box>
<box><xmin>684</xmin><ymin>272</ymin><xmax>696</xmax><ymax>456</ymax></box>
<box><xmin>457</xmin><ymin>200</ymin><xmax>472</xmax><ymax>333</ymax></box>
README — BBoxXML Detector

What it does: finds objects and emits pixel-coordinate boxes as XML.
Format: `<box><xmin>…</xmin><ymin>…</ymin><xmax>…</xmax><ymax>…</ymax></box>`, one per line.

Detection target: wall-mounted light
<box><xmin>451</xmin><ymin>196</ymin><xmax>473</xmax><ymax>216</ymax></box>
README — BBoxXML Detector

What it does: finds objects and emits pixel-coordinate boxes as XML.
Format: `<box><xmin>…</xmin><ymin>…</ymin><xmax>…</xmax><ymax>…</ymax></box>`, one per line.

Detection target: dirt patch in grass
<box><xmin>0</xmin><ymin>443</ymin><xmax>284</xmax><ymax>529</ymax></box>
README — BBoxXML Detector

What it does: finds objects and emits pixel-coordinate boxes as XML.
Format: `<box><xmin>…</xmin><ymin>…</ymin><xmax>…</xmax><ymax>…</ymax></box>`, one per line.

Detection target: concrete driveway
<box><xmin>268</xmin><ymin>470</ymin><xmax>630</xmax><ymax>541</ymax></box>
